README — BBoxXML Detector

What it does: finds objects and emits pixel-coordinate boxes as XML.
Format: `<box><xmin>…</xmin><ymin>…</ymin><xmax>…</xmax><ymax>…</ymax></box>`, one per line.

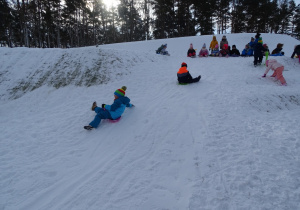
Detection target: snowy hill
<box><xmin>0</xmin><ymin>33</ymin><xmax>300</xmax><ymax>210</ymax></box>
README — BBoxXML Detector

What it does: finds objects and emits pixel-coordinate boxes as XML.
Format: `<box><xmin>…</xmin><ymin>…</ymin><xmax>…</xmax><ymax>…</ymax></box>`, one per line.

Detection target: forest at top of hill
<box><xmin>1</xmin><ymin>0</ymin><xmax>299</xmax><ymax>49</ymax></box>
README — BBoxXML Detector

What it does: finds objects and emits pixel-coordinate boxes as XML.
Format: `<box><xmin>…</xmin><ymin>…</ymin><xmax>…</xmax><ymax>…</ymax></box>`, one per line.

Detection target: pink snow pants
<box><xmin>271</xmin><ymin>66</ymin><xmax>286</xmax><ymax>84</ymax></box>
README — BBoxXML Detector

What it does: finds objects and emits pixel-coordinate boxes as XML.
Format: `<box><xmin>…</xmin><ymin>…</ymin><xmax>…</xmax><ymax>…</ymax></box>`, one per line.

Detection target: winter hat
<box><xmin>114</xmin><ymin>86</ymin><xmax>127</xmax><ymax>97</ymax></box>
<box><xmin>190</xmin><ymin>43</ymin><xmax>193</xmax><ymax>49</ymax></box>
<box><xmin>164</xmin><ymin>44</ymin><xmax>167</xmax><ymax>48</ymax></box>
<box><xmin>181</xmin><ymin>62</ymin><xmax>187</xmax><ymax>67</ymax></box>
<box><xmin>222</xmin><ymin>35</ymin><xmax>226</xmax><ymax>40</ymax></box>
<box><xmin>258</xmin><ymin>37</ymin><xmax>263</xmax><ymax>44</ymax></box>
<box><xmin>202</xmin><ymin>43</ymin><xmax>206</xmax><ymax>48</ymax></box>
<box><xmin>232</xmin><ymin>45</ymin><xmax>236</xmax><ymax>49</ymax></box>
<box><xmin>251</xmin><ymin>37</ymin><xmax>255</xmax><ymax>41</ymax></box>
<box><xmin>263</xmin><ymin>44</ymin><xmax>268</xmax><ymax>48</ymax></box>
<box><xmin>255</xmin><ymin>33</ymin><xmax>261</xmax><ymax>39</ymax></box>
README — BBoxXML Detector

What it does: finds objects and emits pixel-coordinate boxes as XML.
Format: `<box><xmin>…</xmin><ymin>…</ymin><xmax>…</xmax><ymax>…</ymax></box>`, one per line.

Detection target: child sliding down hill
<box><xmin>156</xmin><ymin>44</ymin><xmax>170</xmax><ymax>55</ymax></box>
<box><xmin>84</xmin><ymin>86</ymin><xmax>134</xmax><ymax>130</ymax></box>
<box><xmin>262</xmin><ymin>59</ymin><xmax>287</xmax><ymax>86</ymax></box>
<box><xmin>177</xmin><ymin>62</ymin><xmax>201</xmax><ymax>84</ymax></box>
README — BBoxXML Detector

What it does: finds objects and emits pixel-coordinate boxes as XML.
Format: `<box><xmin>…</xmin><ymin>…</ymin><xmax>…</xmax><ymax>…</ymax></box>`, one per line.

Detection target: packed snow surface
<box><xmin>1</xmin><ymin>33</ymin><xmax>300</xmax><ymax>210</ymax></box>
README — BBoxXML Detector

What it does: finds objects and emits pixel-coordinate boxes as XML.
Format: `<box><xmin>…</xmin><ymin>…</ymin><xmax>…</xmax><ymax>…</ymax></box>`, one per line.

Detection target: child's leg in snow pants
<box><xmin>89</xmin><ymin>107</ymin><xmax>112</xmax><ymax>128</ymax></box>
<box><xmin>275</xmin><ymin>66</ymin><xmax>286</xmax><ymax>84</ymax></box>
<box><xmin>254</xmin><ymin>56</ymin><xmax>258</xmax><ymax>65</ymax></box>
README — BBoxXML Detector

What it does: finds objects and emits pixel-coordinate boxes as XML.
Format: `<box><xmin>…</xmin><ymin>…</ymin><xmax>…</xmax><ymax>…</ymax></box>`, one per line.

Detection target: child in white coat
<box><xmin>262</xmin><ymin>59</ymin><xmax>287</xmax><ymax>86</ymax></box>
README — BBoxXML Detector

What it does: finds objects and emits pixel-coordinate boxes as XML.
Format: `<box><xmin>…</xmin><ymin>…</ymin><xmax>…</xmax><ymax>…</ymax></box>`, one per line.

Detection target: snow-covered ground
<box><xmin>0</xmin><ymin>33</ymin><xmax>300</xmax><ymax>210</ymax></box>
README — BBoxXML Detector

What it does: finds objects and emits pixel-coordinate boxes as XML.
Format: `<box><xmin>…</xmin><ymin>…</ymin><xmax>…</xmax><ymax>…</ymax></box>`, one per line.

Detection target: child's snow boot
<box><xmin>91</xmin><ymin>101</ymin><xmax>97</xmax><ymax>111</ymax></box>
<box><xmin>84</xmin><ymin>125</ymin><xmax>94</xmax><ymax>130</ymax></box>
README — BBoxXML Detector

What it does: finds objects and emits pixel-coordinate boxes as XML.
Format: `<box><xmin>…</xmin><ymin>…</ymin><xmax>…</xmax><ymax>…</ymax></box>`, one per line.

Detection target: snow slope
<box><xmin>0</xmin><ymin>33</ymin><xmax>300</xmax><ymax>210</ymax></box>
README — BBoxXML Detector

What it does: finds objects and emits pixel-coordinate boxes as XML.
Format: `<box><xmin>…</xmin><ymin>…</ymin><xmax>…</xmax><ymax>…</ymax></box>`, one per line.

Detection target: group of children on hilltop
<box><xmin>84</xmin><ymin>35</ymin><xmax>299</xmax><ymax>130</ymax></box>
<box><xmin>156</xmin><ymin>34</ymin><xmax>299</xmax><ymax>63</ymax></box>
<box><xmin>186</xmin><ymin>35</ymin><xmax>241</xmax><ymax>58</ymax></box>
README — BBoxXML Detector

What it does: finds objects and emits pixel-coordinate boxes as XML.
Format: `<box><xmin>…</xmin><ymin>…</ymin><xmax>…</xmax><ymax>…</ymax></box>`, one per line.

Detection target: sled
<box><xmin>108</xmin><ymin>117</ymin><xmax>121</xmax><ymax>123</ymax></box>
<box><xmin>264</xmin><ymin>51</ymin><xmax>269</xmax><ymax>65</ymax></box>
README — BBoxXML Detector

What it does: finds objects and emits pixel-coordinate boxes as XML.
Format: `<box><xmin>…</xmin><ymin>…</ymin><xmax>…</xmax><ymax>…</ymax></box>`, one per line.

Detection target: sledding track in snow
<box><xmin>1</xmin><ymin>33</ymin><xmax>300</xmax><ymax>210</ymax></box>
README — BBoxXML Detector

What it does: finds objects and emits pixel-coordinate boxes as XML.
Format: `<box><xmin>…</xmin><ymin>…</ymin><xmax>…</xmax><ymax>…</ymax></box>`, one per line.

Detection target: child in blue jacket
<box><xmin>84</xmin><ymin>86</ymin><xmax>134</xmax><ymax>130</ymax></box>
<box><xmin>248</xmin><ymin>37</ymin><xmax>255</xmax><ymax>56</ymax></box>
<box><xmin>241</xmin><ymin>44</ymin><xmax>251</xmax><ymax>56</ymax></box>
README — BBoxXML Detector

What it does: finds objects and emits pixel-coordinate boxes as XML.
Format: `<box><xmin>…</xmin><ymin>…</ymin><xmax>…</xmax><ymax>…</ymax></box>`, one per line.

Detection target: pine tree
<box><xmin>0</xmin><ymin>0</ymin><xmax>13</xmax><ymax>46</ymax></box>
<box><xmin>151</xmin><ymin>0</ymin><xmax>176</xmax><ymax>38</ymax></box>
<box><xmin>231</xmin><ymin>0</ymin><xmax>247</xmax><ymax>33</ymax></box>
<box><xmin>193</xmin><ymin>0</ymin><xmax>216</xmax><ymax>35</ymax></box>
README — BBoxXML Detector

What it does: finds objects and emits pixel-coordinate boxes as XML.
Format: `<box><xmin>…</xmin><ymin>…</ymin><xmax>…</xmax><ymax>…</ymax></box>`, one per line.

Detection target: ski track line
<box><xmin>20</xmin><ymin>131</ymin><xmax>153</xmax><ymax>210</ymax></box>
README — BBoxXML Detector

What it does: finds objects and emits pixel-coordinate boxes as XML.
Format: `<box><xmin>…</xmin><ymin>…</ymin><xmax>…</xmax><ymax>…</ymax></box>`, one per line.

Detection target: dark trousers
<box><xmin>178</xmin><ymin>76</ymin><xmax>200</xmax><ymax>84</ymax></box>
<box><xmin>254</xmin><ymin>56</ymin><xmax>263</xmax><ymax>65</ymax></box>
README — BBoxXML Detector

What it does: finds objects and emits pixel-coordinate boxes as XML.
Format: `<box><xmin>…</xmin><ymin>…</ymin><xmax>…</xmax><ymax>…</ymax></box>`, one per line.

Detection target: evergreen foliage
<box><xmin>0</xmin><ymin>0</ymin><xmax>299</xmax><ymax>48</ymax></box>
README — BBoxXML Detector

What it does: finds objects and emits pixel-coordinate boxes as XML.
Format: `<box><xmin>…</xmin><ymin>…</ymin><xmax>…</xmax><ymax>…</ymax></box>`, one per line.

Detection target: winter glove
<box><xmin>262</xmin><ymin>74</ymin><xmax>266</xmax><ymax>77</ymax></box>
<box><xmin>102</xmin><ymin>104</ymin><xmax>106</xmax><ymax>108</ymax></box>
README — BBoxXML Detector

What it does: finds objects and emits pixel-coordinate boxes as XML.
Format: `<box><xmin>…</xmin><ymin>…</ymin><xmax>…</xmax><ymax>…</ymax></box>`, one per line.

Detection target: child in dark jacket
<box><xmin>230</xmin><ymin>45</ymin><xmax>240</xmax><ymax>57</ymax></box>
<box><xmin>84</xmin><ymin>86</ymin><xmax>134</xmax><ymax>130</ymax></box>
<box><xmin>254</xmin><ymin>37</ymin><xmax>267</xmax><ymax>66</ymax></box>
<box><xmin>263</xmin><ymin>44</ymin><xmax>270</xmax><ymax>53</ymax></box>
<box><xmin>187</xmin><ymin>43</ymin><xmax>196</xmax><ymax>57</ymax></box>
<box><xmin>177</xmin><ymin>62</ymin><xmax>201</xmax><ymax>84</ymax></box>
<box><xmin>291</xmin><ymin>45</ymin><xmax>300</xmax><ymax>63</ymax></box>
<box><xmin>219</xmin><ymin>35</ymin><xmax>228</xmax><ymax>50</ymax></box>
<box><xmin>271</xmin><ymin>43</ymin><xmax>284</xmax><ymax>56</ymax></box>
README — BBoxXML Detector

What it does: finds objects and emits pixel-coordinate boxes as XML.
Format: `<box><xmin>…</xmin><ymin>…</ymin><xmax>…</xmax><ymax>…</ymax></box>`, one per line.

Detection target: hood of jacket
<box><xmin>116</xmin><ymin>96</ymin><xmax>130</xmax><ymax>104</ymax></box>
<box><xmin>267</xmin><ymin>59</ymin><xmax>277</xmax><ymax>66</ymax></box>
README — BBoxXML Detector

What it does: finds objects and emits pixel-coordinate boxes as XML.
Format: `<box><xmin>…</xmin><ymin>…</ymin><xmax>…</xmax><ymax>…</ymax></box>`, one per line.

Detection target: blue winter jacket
<box><xmin>242</xmin><ymin>48</ymin><xmax>252</xmax><ymax>56</ymax></box>
<box><xmin>248</xmin><ymin>41</ymin><xmax>255</xmax><ymax>55</ymax></box>
<box><xmin>104</xmin><ymin>96</ymin><xmax>132</xmax><ymax>119</ymax></box>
